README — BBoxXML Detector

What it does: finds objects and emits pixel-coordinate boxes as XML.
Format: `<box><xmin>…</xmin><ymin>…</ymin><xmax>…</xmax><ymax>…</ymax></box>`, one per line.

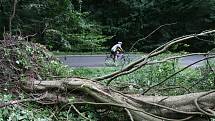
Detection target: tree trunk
<box><xmin>23</xmin><ymin>78</ymin><xmax>214</xmax><ymax>121</ymax></box>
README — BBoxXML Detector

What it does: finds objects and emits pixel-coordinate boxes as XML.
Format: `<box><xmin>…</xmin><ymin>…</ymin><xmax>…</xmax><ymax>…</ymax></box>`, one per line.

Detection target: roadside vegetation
<box><xmin>1</xmin><ymin>43</ymin><xmax>214</xmax><ymax>121</ymax></box>
<box><xmin>72</xmin><ymin>56</ymin><xmax>215</xmax><ymax>96</ymax></box>
<box><xmin>1</xmin><ymin>0</ymin><xmax>215</xmax><ymax>121</ymax></box>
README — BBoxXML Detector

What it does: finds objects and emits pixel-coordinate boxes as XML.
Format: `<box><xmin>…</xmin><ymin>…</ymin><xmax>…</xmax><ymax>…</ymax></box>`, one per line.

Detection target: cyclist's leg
<box><xmin>115</xmin><ymin>51</ymin><xmax>121</xmax><ymax>61</ymax></box>
<box><xmin>115</xmin><ymin>51</ymin><xmax>120</xmax><ymax>60</ymax></box>
<box><xmin>111</xmin><ymin>51</ymin><xmax>116</xmax><ymax>62</ymax></box>
<box><xmin>118</xmin><ymin>53</ymin><xmax>125</xmax><ymax>66</ymax></box>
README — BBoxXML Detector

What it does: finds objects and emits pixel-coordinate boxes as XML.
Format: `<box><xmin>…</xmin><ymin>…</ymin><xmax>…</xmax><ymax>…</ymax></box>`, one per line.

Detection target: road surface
<box><xmin>57</xmin><ymin>54</ymin><xmax>209</xmax><ymax>68</ymax></box>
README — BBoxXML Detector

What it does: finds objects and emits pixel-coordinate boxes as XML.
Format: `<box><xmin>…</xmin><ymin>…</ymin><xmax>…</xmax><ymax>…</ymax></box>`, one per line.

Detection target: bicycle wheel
<box><xmin>115</xmin><ymin>55</ymin><xmax>126</xmax><ymax>67</ymax></box>
<box><xmin>124</xmin><ymin>55</ymin><xmax>131</xmax><ymax>65</ymax></box>
<box><xmin>105</xmin><ymin>55</ymin><xmax>115</xmax><ymax>66</ymax></box>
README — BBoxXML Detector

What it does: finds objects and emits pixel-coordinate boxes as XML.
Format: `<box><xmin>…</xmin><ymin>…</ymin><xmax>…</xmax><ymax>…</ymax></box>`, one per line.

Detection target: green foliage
<box><xmin>0</xmin><ymin>40</ymin><xmax>128</xmax><ymax>121</ymax></box>
<box><xmin>40</xmin><ymin>60</ymin><xmax>73</xmax><ymax>79</ymax></box>
<box><xmin>0</xmin><ymin>0</ymin><xmax>107</xmax><ymax>52</ymax></box>
<box><xmin>83</xmin><ymin>0</ymin><xmax>215</xmax><ymax>52</ymax></box>
<box><xmin>43</xmin><ymin>29</ymin><xmax>71</xmax><ymax>51</ymax></box>
<box><xmin>0</xmin><ymin>93</ymin><xmax>99</xmax><ymax>121</ymax></box>
<box><xmin>40</xmin><ymin>10</ymin><xmax>108</xmax><ymax>52</ymax></box>
<box><xmin>71</xmin><ymin>53</ymin><xmax>215</xmax><ymax>95</ymax></box>
<box><xmin>71</xmin><ymin>67</ymin><xmax>117</xmax><ymax>78</ymax></box>
<box><xmin>67</xmin><ymin>33</ymin><xmax>109</xmax><ymax>52</ymax></box>
<box><xmin>0</xmin><ymin>39</ymin><xmax>74</xmax><ymax>84</ymax></box>
<box><xmin>1</xmin><ymin>0</ymin><xmax>215</xmax><ymax>52</ymax></box>
<box><xmin>0</xmin><ymin>93</ymin><xmax>126</xmax><ymax>121</ymax></box>
<box><xmin>114</xmin><ymin>60</ymin><xmax>214</xmax><ymax>95</ymax></box>
<box><xmin>0</xmin><ymin>93</ymin><xmax>52</xmax><ymax>121</ymax></box>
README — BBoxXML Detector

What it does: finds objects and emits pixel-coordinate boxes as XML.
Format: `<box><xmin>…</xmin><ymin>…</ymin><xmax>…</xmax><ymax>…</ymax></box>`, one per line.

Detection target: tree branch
<box><xmin>125</xmin><ymin>108</ymin><xmax>134</xmax><ymax>121</ymax></box>
<box><xmin>95</xmin><ymin>30</ymin><xmax>215</xmax><ymax>84</ymax></box>
<box><xmin>23</xmin><ymin>78</ymin><xmax>215</xmax><ymax>121</ymax></box>
<box><xmin>9</xmin><ymin>0</ymin><xmax>18</xmax><ymax>35</ymax></box>
<box><xmin>143</xmin><ymin>55</ymin><xmax>215</xmax><ymax>94</ymax></box>
<box><xmin>129</xmin><ymin>23</ymin><xmax>177</xmax><ymax>52</ymax></box>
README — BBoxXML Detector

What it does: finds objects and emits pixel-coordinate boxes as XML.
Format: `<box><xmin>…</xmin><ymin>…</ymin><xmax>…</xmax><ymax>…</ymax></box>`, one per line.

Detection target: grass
<box><xmin>71</xmin><ymin>67</ymin><xmax>118</xmax><ymax>78</ymax></box>
<box><xmin>53</xmin><ymin>51</ymin><xmax>215</xmax><ymax>96</ymax></box>
<box><xmin>70</xmin><ymin>58</ymin><xmax>215</xmax><ymax>96</ymax></box>
<box><xmin>2</xmin><ymin>51</ymin><xmax>215</xmax><ymax>121</ymax></box>
<box><xmin>1</xmin><ymin>61</ymin><xmax>214</xmax><ymax>121</ymax></box>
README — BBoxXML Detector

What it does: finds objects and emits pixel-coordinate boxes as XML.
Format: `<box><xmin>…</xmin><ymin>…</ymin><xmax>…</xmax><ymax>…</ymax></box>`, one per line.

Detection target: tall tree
<box><xmin>0</xmin><ymin>0</ymin><xmax>107</xmax><ymax>52</ymax></box>
<box><xmin>83</xmin><ymin>0</ymin><xmax>215</xmax><ymax>52</ymax></box>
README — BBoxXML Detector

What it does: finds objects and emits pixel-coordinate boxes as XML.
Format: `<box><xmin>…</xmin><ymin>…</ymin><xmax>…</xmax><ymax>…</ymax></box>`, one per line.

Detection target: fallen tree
<box><xmin>1</xmin><ymin>30</ymin><xmax>215</xmax><ymax>121</ymax></box>
<box><xmin>2</xmin><ymin>0</ymin><xmax>215</xmax><ymax>120</ymax></box>
<box><xmin>22</xmin><ymin>78</ymin><xmax>214</xmax><ymax>121</ymax></box>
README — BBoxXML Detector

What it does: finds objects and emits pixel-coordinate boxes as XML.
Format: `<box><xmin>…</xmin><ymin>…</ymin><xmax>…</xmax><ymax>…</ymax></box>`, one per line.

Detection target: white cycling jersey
<box><xmin>111</xmin><ymin>43</ymin><xmax>122</xmax><ymax>52</ymax></box>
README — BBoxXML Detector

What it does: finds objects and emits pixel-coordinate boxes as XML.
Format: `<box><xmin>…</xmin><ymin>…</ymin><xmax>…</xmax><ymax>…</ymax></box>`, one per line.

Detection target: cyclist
<box><xmin>111</xmin><ymin>42</ymin><xmax>124</xmax><ymax>62</ymax></box>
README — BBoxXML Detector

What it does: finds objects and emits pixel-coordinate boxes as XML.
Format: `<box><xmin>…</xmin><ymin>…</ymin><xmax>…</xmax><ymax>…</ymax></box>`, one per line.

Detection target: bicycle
<box><xmin>105</xmin><ymin>52</ymin><xmax>131</xmax><ymax>67</ymax></box>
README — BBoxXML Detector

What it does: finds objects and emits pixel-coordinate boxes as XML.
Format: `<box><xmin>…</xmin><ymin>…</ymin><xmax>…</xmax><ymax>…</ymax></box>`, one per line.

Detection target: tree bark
<box><xmin>23</xmin><ymin>78</ymin><xmax>215</xmax><ymax>121</ymax></box>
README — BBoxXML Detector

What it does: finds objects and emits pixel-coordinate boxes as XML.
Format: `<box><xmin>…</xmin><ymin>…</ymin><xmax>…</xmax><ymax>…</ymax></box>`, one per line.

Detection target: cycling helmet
<box><xmin>118</xmin><ymin>42</ymin><xmax>122</xmax><ymax>44</ymax></box>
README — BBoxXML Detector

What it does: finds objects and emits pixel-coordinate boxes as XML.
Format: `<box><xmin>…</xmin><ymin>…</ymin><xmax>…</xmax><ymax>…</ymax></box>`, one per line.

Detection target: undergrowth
<box><xmin>1</xmin><ymin>38</ymin><xmax>215</xmax><ymax>121</ymax></box>
<box><xmin>70</xmin><ymin>54</ymin><xmax>215</xmax><ymax>96</ymax></box>
<box><xmin>0</xmin><ymin>38</ymin><xmax>129</xmax><ymax>121</ymax></box>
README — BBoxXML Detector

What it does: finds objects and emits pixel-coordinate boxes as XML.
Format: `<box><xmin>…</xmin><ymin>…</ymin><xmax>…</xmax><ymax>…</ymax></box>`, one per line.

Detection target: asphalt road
<box><xmin>58</xmin><ymin>55</ymin><xmax>106</xmax><ymax>67</ymax></box>
<box><xmin>57</xmin><ymin>54</ymin><xmax>208</xmax><ymax>68</ymax></box>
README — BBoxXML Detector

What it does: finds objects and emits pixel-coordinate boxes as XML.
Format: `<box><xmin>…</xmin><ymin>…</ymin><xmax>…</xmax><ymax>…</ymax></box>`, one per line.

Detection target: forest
<box><xmin>1</xmin><ymin>0</ymin><xmax>215</xmax><ymax>121</ymax></box>
<box><xmin>1</xmin><ymin>0</ymin><xmax>215</xmax><ymax>52</ymax></box>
